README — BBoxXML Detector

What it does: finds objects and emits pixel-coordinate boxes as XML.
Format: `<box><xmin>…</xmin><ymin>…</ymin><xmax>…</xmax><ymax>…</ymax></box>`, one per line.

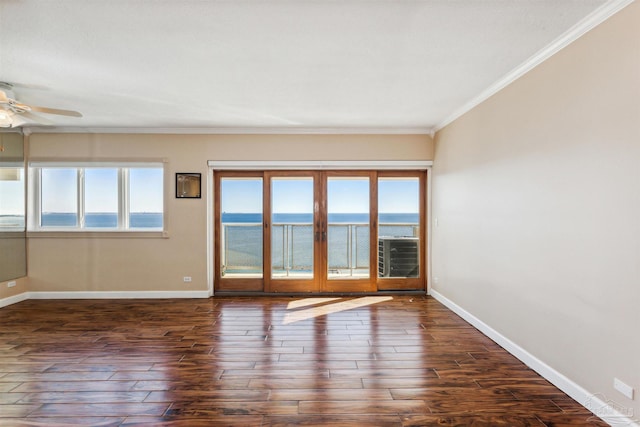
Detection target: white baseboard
<box><xmin>27</xmin><ymin>290</ymin><xmax>210</xmax><ymax>299</ymax></box>
<box><xmin>0</xmin><ymin>291</ymin><xmax>210</xmax><ymax>307</ymax></box>
<box><xmin>0</xmin><ymin>292</ymin><xmax>30</xmax><ymax>309</ymax></box>
<box><xmin>430</xmin><ymin>289</ymin><xmax>639</xmax><ymax>427</ymax></box>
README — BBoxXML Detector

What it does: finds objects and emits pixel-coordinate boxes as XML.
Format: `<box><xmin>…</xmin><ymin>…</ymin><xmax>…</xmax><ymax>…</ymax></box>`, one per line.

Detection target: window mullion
<box><xmin>35</xmin><ymin>168</ymin><xmax>42</xmax><ymax>229</ymax></box>
<box><xmin>117</xmin><ymin>168</ymin><xmax>123</xmax><ymax>230</ymax></box>
<box><xmin>78</xmin><ymin>168</ymin><xmax>85</xmax><ymax>229</ymax></box>
<box><xmin>122</xmin><ymin>168</ymin><xmax>130</xmax><ymax>230</ymax></box>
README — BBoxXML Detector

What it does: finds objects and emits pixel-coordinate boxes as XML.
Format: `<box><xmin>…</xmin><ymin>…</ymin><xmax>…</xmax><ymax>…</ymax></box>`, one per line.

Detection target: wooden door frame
<box><xmin>214</xmin><ymin>171</ymin><xmax>265</xmax><ymax>292</ymax></box>
<box><xmin>210</xmin><ymin>162</ymin><xmax>431</xmax><ymax>295</ymax></box>
<box><xmin>264</xmin><ymin>171</ymin><xmax>322</xmax><ymax>293</ymax></box>
<box><xmin>321</xmin><ymin>170</ymin><xmax>377</xmax><ymax>293</ymax></box>
<box><xmin>375</xmin><ymin>171</ymin><xmax>427</xmax><ymax>291</ymax></box>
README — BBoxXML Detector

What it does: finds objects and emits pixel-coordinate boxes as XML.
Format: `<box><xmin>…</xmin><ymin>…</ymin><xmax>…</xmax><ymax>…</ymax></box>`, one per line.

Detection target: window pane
<box><xmin>41</xmin><ymin>168</ymin><xmax>77</xmax><ymax>227</ymax></box>
<box><xmin>271</xmin><ymin>177</ymin><xmax>314</xmax><ymax>279</ymax></box>
<box><xmin>327</xmin><ymin>177</ymin><xmax>370</xmax><ymax>279</ymax></box>
<box><xmin>129</xmin><ymin>168</ymin><xmax>163</xmax><ymax>229</ymax></box>
<box><xmin>0</xmin><ymin>168</ymin><xmax>25</xmax><ymax>230</ymax></box>
<box><xmin>221</xmin><ymin>178</ymin><xmax>263</xmax><ymax>278</ymax></box>
<box><xmin>85</xmin><ymin>168</ymin><xmax>118</xmax><ymax>228</ymax></box>
<box><xmin>378</xmin><ymin>177</ymin><xmax>420</xmax><ymax>278</ymax></box>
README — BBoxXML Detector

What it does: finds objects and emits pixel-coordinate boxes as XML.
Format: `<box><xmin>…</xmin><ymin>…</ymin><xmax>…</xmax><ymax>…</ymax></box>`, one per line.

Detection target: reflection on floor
<box><xmin>0</xmin><ymin>296</ymin><xmax>607</xmax><ymax>426</ymax></box>
<box><xmin>284</xmin><ymin>296</ymin><xmax>393</xmax><ymax>324</ymax></box>
<box><xmin>286</xmin><ymin>297</ymin><xmax>342</xmax><ymax>310</ymax></box>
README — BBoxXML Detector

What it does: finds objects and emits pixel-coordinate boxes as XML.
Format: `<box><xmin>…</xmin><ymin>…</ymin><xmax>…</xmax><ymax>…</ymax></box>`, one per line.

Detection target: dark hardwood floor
<box><xmin>0</xmin><ymin>295</ymin><xmax>607</xmax><ymax>426</ymax></box>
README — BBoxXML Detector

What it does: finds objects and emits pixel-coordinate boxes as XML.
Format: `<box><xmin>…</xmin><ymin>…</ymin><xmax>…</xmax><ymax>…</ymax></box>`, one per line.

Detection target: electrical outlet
<box><xmin>614</xmin><ymin>378</ymin><xmax>634</xmax><ymax>400</ymax></box>
<box><xmin>183</xmin><ymin>276</ymin><xmax>192</xmax><ymax>283</ymax></box>
<box><xmin>7</xmin><ymin>281</ymin><xmax>16</xmax><ymax>288</ymax></box>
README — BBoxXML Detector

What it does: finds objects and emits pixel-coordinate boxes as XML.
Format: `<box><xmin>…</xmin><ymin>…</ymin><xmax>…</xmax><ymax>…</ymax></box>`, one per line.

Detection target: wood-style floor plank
<box><xmin>264</xmin><ymin>414</ymin><xmax>403</xmax><ymax>426</ymax></box>
<box><xmin>0</xmin><ymin>417</ymin><xmax>124</xmax><ymax>426</ymax></box>
<box><xmin>16</xmin><ymin>391</ymin><xmax>151</xmax><ymax>404</ymax></box>
<box><xmin>0</xmin><ymin>296</ymin><xmax>608</xmax><ymax>426</ymax></box>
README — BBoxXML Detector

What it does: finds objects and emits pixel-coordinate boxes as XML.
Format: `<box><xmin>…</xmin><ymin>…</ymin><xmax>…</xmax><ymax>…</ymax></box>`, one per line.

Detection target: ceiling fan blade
<box><xmin>28</xmin><ymin>105</ymin><xmax>82</xmax><ymax>117</ymax></box>
<box><xmin>21</xmin><ymin>111</ymin><xmax>55</xmax><ymax>126</ymax></box>
<box><xmin>9</xmin><ymin>115</ymin><xmax>29</xmax><ymax>128</ymax></box>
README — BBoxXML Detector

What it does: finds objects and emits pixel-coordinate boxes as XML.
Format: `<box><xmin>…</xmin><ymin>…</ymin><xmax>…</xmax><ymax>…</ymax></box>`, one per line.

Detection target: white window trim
<box><xmin>207</xmin><ymin>160</ymin><xmax>432</xmax><ymax>170</ymax></box>
<box><xmin>28</xmin><ymin>160</ymin><xmax>169</xmax><ymax>237</ymax></box>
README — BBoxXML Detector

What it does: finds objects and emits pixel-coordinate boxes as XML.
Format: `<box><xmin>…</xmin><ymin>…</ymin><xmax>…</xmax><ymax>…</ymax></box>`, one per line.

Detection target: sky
<box><xmin>129</xmin><ymin>168</ymin><xmax>164</xmax><ymax>213</ymax></box>
<box><xmin>0</xmin><ymin>169</ymin><xmax>24</xmax><ymax>215</ymax></box>
<box><xmin>222</xmin><ymin>177</ymin><xmax>419</xmax><ymax>214</ymax></box>
<box><xmin>378</xmin><ymin>178</ymin><xmax>419</xmax><ymax>213</ymax></box>
<box><xmin>3</xmin><ymin>171</ymin><xmax>419</xmax><ymax>217</ymax></box>
<box><xmin>272</xmin><ymin>178</ymin><xmax>313</xmax><ymax>214</ymax></box>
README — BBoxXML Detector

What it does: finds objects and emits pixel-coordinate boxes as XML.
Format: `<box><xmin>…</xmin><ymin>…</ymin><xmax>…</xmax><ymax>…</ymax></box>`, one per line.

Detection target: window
<box><xmin>214</xmin><ymin>169</ymin><xmax>426</xmax><ymax>293</ymax></box>
<box><xmin>40</xmin><ymin>168</ymin><xmax>79</xmax><ymax>227</ymax></box>
<box><xmin>129</xmin><ymin>168</ymin><xmax>164</xmax><ymax>228</ymax></box>
<box><xmin>219</xmin><ymin>176</ymin><xmax>263</xmax><ymax>278</ymax></box>
<box><xmin>0</xmin><ymin>166</ymin><xmax>25</xmax><ymax>231</ymax></box>
<box><xmin>378</xmin><ymin>177</ymin><xmax>420</xmax><ymax>278</ymax></box>
<box><xmin>31</xmin><ymin>163</ymin><xmax>164</xmax><ymax>231</ymax></box>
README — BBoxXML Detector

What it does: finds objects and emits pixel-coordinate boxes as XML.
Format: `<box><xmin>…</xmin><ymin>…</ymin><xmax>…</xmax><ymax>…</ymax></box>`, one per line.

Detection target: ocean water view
<box><xmin>221</xmin><ymin>212</ymin><xmax>420</xmax><ymax>276</ymax></box>
<box><xmin>222</xmin><ymin>212</ymin><xmax>419</xmax><ymax>224</ymax></box>
<box><xmin>41</xmin><ymin>212</ymin><xmax>163</xmax><ymax>228</ymax></box>
<box><xmin>0</xmin><ymin>215</ymin><xmax>25</xmax><ymax>228</ymax></box>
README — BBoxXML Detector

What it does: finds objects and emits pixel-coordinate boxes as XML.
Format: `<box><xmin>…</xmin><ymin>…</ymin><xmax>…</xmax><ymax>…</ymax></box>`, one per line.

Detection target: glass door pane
<box><xmin>271</xmin><ymin>177</ymin><xmax>315</xmax><ymax>279</ymax></box>
<box><xmin>220</xmin><ymin>177</ymin><xmax>263</xmax><ymax>278</ymax></box>
<box><xmin>378</xmin><ymin>177</ymin><xmax>420</xmax><ymax>278</ymax></box>
<box><xmin>327</xmin><ymin>177</ymin><xmax>370</xmax><ymax>279</ymax></box>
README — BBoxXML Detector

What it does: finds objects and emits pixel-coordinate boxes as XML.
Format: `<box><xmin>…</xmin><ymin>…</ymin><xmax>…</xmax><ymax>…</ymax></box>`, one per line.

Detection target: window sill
<box><xmin>27</xmin><ymin>230</ymin><xmax>169</xmax><ymax>239</ymax></box>
<box><xmin>0</xmin><ymin>231</ymin><xmax>26</xmax><ymax>238</ymax></box>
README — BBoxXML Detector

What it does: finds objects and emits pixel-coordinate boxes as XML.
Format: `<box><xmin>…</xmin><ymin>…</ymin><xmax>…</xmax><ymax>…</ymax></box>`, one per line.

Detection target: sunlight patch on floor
<box><xmin>286</xmin><ymin>297</ymin><xmax>342</xmax><ymax>310</ymax></box>
<box><xmin>283</xmin><ymin>296</ymin><xmax>393</xmax><ymax>325</ymax></box>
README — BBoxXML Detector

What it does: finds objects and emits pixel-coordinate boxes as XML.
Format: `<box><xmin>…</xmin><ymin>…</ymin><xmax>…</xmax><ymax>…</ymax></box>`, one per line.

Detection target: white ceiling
<box><xmin>0</xmin><ymin>0</ymin><xmax>626</xmax><ymax>133</ymax></box>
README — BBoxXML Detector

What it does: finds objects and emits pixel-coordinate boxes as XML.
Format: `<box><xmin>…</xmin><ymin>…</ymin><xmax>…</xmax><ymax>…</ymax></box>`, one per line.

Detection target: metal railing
<box><xmin>221</xmin><ymin>222</ymin><xmax>418</xmax><ymax>277</ymax></box>
<box><xmin>271</xmin><ymin>223</ymin><xmax>314</xmax><ymax>276</ymax></box>
<box><xmin>326</xmin><ymin>223</ymin><xmax>370</xmax><ymax>277</ymax></box>
<box><xmin>222</xmin><ymin>223</ymin><xmax>263</xmax><ymax>275</ymax></box>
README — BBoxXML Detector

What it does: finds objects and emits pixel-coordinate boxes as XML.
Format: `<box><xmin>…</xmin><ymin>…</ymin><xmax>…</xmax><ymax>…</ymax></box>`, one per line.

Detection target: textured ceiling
<box><xmin>0</xmin><ymin>0</ymin><xmax>618</xmax><ymax>132</ymax></box>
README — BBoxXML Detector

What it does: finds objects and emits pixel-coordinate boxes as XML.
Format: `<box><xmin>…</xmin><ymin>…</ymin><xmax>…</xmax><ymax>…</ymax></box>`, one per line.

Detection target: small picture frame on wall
<box><xmin>176</xmin><ymin>173</ymin><xmax>201</xmax><ymax>198</ymax></box>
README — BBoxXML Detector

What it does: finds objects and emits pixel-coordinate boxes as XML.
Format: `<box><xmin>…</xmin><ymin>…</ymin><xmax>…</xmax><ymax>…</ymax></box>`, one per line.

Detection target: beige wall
<box><xmin>27</xmin><ymin>134</ymin><xmax>433</xmax><ymax>293</ymax></box>
<box><xmin>432</xmin><ymin>1</ymin><xmax>639</xmax><ymax>416</ymax></box>
<box><xmin>0</xmin><ymin>237</ymin><xmax>27</xmax><ymax>284</ymax></box>
<box><xmin>0</xmin><ymin>277</ymin><xmax>28</xmax><ymax>302</ymax></box>
<box><xmin>0</xmin><ymin>132</ymin><xmax>27</xmax><ymax>297</ymax></box>
<box><xmin>0</xmin><ymin>132</ymin><xmax>23</xmax><ymax>160</ymax></box>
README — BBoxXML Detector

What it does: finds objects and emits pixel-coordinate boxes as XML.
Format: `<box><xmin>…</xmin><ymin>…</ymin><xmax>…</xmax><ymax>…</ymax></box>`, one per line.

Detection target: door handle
<box><xmin>322</xmin><ymin>231</ymin><xmax>327</xmax><ymax>242</ymax></box>
<box><xmin>315</xmin><ymin>231</ymin><xmax>320</xmax><ymax>242</ymax></box>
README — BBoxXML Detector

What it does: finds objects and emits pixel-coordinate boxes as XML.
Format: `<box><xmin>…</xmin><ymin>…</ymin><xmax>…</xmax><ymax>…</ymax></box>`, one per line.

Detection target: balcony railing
<box><xmin>221</xmin><ymin>222</ymin><xmax>418</xmax><ymax>277</ymax></box>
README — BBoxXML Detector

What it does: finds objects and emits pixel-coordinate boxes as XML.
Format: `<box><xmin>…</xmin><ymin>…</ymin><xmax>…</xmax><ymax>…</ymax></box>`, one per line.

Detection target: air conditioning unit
<box><xmin>378</xmin><ymin>237</ymin><xmax>419</xmax><ymax>278</ymax></box>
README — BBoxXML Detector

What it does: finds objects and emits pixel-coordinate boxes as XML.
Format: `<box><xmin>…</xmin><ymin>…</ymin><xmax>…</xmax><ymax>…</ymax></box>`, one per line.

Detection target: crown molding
<box><xmin>24</xmin><ymin>126</ymin><xmax>436</xmax><ymax>135</ymax></box>
<box><xmin>434</xmin><ymin>0</ymin><xmax>636</xmax><ymax>132</ymax></box>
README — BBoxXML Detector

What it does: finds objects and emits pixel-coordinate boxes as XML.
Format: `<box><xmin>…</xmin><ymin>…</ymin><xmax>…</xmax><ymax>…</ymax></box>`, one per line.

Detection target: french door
<box><xmin>214</xmin><ymin>170</ymin><xmax>426</xmax><ymax>293</ymax></box>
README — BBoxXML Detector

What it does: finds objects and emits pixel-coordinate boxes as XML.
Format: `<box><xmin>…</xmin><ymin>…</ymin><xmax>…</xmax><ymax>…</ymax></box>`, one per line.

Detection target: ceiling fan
<box><xmin>0</xmin><ymin>82</ymin><xmax>82</xmax><ymax>128</ymax></box>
